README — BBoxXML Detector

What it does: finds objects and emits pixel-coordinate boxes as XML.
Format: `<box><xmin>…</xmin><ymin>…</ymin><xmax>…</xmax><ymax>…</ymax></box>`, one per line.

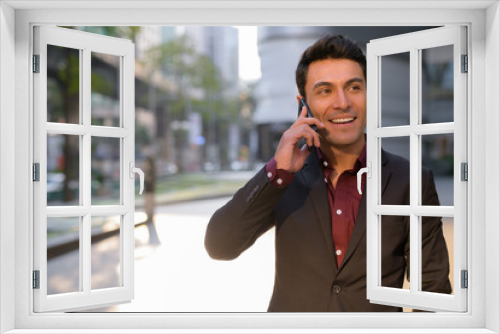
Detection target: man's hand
<box><xmin>274</xmin><ymin>107</ymin><xmax>324</xmax><ymax>173</ymax></box>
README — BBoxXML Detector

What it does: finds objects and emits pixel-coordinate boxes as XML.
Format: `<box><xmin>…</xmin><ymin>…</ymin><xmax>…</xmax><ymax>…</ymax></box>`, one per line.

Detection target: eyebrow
<box><xmin>312</xmin><ymin>77</ymin><xmax>365</xmax><ymax>91</ymax></box>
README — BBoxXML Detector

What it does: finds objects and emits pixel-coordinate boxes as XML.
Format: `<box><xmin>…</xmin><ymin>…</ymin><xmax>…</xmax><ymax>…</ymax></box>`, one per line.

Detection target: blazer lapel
<box><xmin>301</xmin><ymin>152</ymin><xmax>338</xmax><ymax>271</ymax></box>
<box><xmin>338</xmin><ymin>150</ymin><xmax>392</xmax><ymax>272</ymax></box>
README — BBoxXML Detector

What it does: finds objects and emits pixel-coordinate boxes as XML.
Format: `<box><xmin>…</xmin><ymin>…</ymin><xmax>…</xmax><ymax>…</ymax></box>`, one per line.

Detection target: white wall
<box><xmin>485</xmin><ymin>2</ymin><xmax>500</xmax><ymax>333</ymax></box>
<box><xmin>0</xmin><ymin>2</ymin><xmax>16</xmax><ymax>333</ymax></box>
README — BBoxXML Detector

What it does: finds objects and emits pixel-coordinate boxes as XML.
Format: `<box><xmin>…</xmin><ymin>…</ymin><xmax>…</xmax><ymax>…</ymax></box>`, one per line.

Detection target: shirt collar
<box><xmin>317</xmin><ymin>143</ymin><xmax>367</xmax><ymax>173</ymax></box>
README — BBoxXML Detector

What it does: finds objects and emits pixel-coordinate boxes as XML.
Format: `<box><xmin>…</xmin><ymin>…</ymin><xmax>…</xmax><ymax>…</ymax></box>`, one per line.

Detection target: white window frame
<box><xmin>366</xmin><ymin>26</ymin><xmax>468</xmax><ymax>312</ymax></box>
<box><xmin>33</xmin><ymin>25</ymin><xmax>136</xmax><ymax>313</ymax></box>
<box><xmin>0</xmin><ymin>1</ymin><xmax>499</xmax><ymax>333</ymax></box>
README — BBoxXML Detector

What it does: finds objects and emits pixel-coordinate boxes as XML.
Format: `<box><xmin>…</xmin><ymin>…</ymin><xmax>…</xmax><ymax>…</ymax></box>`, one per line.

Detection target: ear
<box><xmin>296</xmin><ymin>95</ymin><xmax>303</xmax><ymax>105</ymax></box>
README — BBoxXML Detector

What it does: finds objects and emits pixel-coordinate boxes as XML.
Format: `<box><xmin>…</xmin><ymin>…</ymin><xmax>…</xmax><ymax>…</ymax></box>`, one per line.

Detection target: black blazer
<box><xmin>205</xmin><ymin>149</ymin><xmax>451</xmax><ymax>312</ymax></box>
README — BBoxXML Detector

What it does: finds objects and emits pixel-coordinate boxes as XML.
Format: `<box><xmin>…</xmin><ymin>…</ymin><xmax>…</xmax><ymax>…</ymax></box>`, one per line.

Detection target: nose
<box><xmin>333</xmin><ymin>88</ymin><xmax>351</xmax><ymax>110</ymax></box>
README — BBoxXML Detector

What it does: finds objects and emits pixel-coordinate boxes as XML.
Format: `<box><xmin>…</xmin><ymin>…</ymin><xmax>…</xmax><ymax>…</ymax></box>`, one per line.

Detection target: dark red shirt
<box><xmin>318</xmin><ymin>147</ymin><xmax>366</xmax><ymax>267</ymax></box>
<box><xmin>266</xmin><ymin>145</ymin><xmax>366</xmax><ymax>268</ymax></box>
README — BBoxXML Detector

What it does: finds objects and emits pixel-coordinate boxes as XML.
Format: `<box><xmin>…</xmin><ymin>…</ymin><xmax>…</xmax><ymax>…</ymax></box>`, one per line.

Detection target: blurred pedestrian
<box><xmin>143</xmin><ymin>156</ymin><xmax>160</xmax><ymax>245</ymax></box>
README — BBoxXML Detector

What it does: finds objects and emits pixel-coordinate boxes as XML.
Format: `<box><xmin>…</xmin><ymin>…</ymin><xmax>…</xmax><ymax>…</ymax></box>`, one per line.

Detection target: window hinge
<box><xmin>33</xmin><ymin>270</ymin><xmax>40</xmax><ymax>289</ymax></box>
<box><xmin>461</xmin><ymin>270</ymin><xmax>468</xmax><ymax>289</ymax></box>
<box><xmin>33</xmin><ymin>163</ymin><xmax>40</xmax><ymax>182</ymax></box>
<box><xmin>33</xmin><ymin>54</ymin><xmax>40</xmax><ymax>73</ymax></box>
<box><xmin>461</xmin><ymin>162</ymin><xmax>468</xmax><ymax>181</ymax></box>
<box><xmin>461</xmin><ymin>54</ymin><xmax>468</xmax><ymax>73</ymax></box>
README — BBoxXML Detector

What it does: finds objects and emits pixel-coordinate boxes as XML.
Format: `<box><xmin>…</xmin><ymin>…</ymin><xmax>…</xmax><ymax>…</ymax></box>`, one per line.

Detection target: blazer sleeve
<box><xmin>204</xmin><ymin>166</ymin><xmax>288</xmax><ymax>260</ymax></box>
<box><xmin>408</xmin><ymin>168</ymin><xmax>452</xmax><ymax>295</ymax></box>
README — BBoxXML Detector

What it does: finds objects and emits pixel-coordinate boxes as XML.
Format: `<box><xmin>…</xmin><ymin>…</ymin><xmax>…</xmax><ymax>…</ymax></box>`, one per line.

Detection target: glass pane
<box><xmin>91</xmin><ymin>52</ymin><xmax>121</xmax><ymax>127</ymax></box>
<box><xmin>91</xmin><ymin>137</ymin><xmax>121</xmax><ymax>205</ymax></box>
<box><xmin>381</xmin><ymin>52</ymin><xmax>410</xmax><ymax>127</ymax></box>
<box><xmin>91</xmin><ymin>216</ymin><xmax>121</xmax><ymax>290</ymax></box>
<box><xmin>381</xmin><ymin>137</ymin><xmax>410</xmax><ymax>205</ymax></box>
<box><xmin>47</xmin><ymin>217</ymin><xmax>80</xmax><ymax>295</ymax></box>
<box><xmin>421</xmin><ymin>45</ymin><xmax>454</xmax><ymax>124</ymax></box>
<box><xmin>47</xmin><ymin>134</ymin><xmax>79</xmax><ymax>206</ymax></box>
<box><xmin>380</xmin><ymin>215</ymin><xmax>410</xmax><ymax>291</ymax></box>
<box><xmin>47</xmin><ymin>45</ymin><xmax>80</xmax><ymax>124</ymax></box>
<box><xmin>420</xmin><ymin>216</ymin><xmax>453</xmax><ymax>295</ymax></box>
<box><xmin>421</xmin><ymin>133</ymin><xmax>454</xmax><ymax>206</ymax></box>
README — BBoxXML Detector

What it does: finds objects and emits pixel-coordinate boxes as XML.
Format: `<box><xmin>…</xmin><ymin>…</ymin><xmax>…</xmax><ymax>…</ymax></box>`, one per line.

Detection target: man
<box><xmin>204</xmin><ymin>34</ymin><xmax>451</xmax><ymax>312</ymax></box>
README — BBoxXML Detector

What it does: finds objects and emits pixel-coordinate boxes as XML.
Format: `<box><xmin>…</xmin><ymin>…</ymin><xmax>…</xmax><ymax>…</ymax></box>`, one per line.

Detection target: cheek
<box><xmin>353</xmin><ymin>98</ymin><xmax>367</xmax><ymax>117</ymax></box>
<box><xmin>310</xmin><ymin>101</ymin><xmax>329</xmax><ymax>118</ymax></box>
<box><xmin>352</xmin><ymin>94</ymin><xmax>366</xmax><ymax>108</ymax></box>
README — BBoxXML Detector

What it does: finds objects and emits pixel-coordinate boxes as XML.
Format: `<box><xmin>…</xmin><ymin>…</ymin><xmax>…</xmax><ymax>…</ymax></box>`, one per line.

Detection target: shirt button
<box><xmin>323</xmin><ymin>161</ymin><xmax>328</xmax><ymax>167</ymax></box>
<box><xmin>332</xmin><ymin>285</ymin><xmax>342</xmax><ymax>294</ymax></box>
<box><xmin>324</xmin><ymin>178</ymin><xmax>328</xmax><ymax>183</ymax></box>
<box><xmin>336</xmin><ymin>250</ymin><xmax>342</xmax><ymax>256</ymax></box>
<box><xmin>276</xmin><ymin>178</ymin><xmax>283</xmax><ymax>185</ymax></box>
<box><xmin>336</xmin><ymin>209</ymin><xmax>342</xmax><ymax>215</ymax></box>
<box><xmin>267</xmin><ymin>172</ymin><xmax>272</xmax><ymax>178</ymax></box>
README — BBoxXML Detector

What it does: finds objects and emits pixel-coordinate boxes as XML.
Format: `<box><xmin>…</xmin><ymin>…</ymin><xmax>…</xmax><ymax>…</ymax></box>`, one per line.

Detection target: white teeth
<box><xmin>331</xmin><ymin>117</ymin><xmax>355</xmax><ymax>124</ymax></box>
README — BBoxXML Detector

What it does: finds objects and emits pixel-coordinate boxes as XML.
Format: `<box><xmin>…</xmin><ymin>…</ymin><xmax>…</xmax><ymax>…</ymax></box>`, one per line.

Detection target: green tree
<box><xmin>145</xmin><ymin>34</ymin><xmax>223</xmax><ymax>172</ymax></box>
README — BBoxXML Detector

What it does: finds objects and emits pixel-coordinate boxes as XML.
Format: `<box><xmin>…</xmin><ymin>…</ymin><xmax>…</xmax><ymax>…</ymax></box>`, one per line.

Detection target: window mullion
<box><xmin>81</xmin><ymin>47</ymin><xmax>92</xmax><ymax>294</ymax></box>
<box><xmin>33</xmin><ymin>29</ymin><xmax>49</xmax><ymax>308</ymax></box>
<box><xmin>365</xmin><ymin>47</ymin><xmax>380</xmax><ymax>301</ymax></box>
<box><xmin>409</xmin><ymin>47</ymin><xmax>421</xmax><ymax>295</ymax></box>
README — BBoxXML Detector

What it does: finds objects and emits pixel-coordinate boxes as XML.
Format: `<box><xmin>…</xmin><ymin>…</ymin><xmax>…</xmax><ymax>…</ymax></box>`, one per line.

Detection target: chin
<box><xmin>327</xmin><ymin>136</ymin><xmax>364</xmax><ymax>148</ymax></box>
<box><xmin>320</xmin><ymin>129</ymin><xmax>365</xmax><ymax>148</ymax></box>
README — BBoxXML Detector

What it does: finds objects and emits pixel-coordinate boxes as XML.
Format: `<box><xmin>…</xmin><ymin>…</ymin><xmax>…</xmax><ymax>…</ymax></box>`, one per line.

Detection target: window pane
<box><xmin>91</xmin><ymin>137</ymin><xmax>121</xmax><ymax>205</ymax></box>
<box><xmin>421</xmin><ymin>45</ymin><xmax>454</xmax><ymax>124</ymax></box>
<box><xmin>381</xmin><ymin>52</ymin><xmax>410</xmax><ymax>127</ymax></box>
<box><xmin>47</xmin><ymin>217</ymin><xmax>80</xmax><ymax>295</ymax></box>
<box><xmin>47</xmin><ymin>45</ymin><xmax>80</xmax><ymax>124</ymax></box>
<box><xmin>91</xmin><ymin>52</ymin><xmax>121</xmax><ymax>127</ymax></box>
<box><xmin>421</xmin><ymin>216</ymin><xmax>453</xmax><ymax>295</ymax></box>
<box><xmin>381</xmin><ymin>215</ymin><xmax>410</xmax><ymax>291</ymax></box>
<box><xmin>47</xmin><ymin>134</ymin><xmax>79</xmax><ymax>206</ymax></box>
<box><xmin>91</xmin><ymin>216</ymin><xmax>122</xmax><ymax>290</ymax></box>
<box><xmin>381</xmin><ymin>137</ymin><xmax>410</xmax><ymax>205</ymax></box>
<box><xmin>421</xmin><ymin>134</ymin><xmax>454</xmax><ymax>206</ymax></box>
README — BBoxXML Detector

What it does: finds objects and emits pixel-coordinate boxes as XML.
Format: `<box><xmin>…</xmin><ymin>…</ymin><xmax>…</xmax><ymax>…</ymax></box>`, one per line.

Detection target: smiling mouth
<box><xmin>330</xmin><ymin>117</ymin><xmax>356</xmax><ymax>124</ymax></box>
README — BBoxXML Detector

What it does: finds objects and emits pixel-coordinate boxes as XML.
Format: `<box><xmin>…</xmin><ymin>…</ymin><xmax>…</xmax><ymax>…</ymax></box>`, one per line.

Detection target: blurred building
<box><xmin>253</xmin><ymin>27</ymin><xmax>332</xmax><ymax>160</ymax></box>
<box><xmin>182</xmin><ymin>26</ymin><xmax>241</xmax><ymax>170</ymax></box>
<box><xmin>184</xmin><ymin>26</ymin><xmax>239</xmax><ymax>99</ymax></box>
<box><xmin>136</xmin><ymin>26</ymin><xmax>162</xmax><ymax>61</ymax></box>
<box><xmin>161</xmin><ymin>26</ymin><xmax>176</xmax><ymax>44</ymax></box>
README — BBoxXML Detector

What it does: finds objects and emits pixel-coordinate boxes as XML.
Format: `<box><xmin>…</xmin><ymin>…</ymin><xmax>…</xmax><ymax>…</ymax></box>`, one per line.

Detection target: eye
<box><xmin>348</xmin><ymin>85</ymin><xmax>362</xmax><ymax>92</ymax></box>
<box><xmin>317</xmin><ymin>88</ymin><xmax>331</xmax><ymax>95</ymax></box>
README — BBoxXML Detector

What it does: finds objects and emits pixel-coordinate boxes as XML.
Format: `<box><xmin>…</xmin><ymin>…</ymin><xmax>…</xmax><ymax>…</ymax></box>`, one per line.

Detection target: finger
<box><xmin>303</xmin><ymin>117</ymin><xmax>324</xmax><ymax>130</ymax></box>
<box><xmin>314</xmin><ymin>131</ymin><xmax>321</xmax><ymax>147</ymax></box>
<box><xmin>289</xmin><ymin>125</ymin><xmax>320</xmax><ymax>148</ymax></box>
<box><xmin>300</xmin><ymin>106</ymin><xmax>308</xmax><ymax>117</ymax></box>
<box><xmin>292</xmin><ymin>113</ymin><xmax>325</xmax><ymax>130</ymax></box>
<box><xmin>291</xmin><ymin>107</ymin><xmax>309</xmax><ymax>128</ymax></box>
<box><xmin>303</xmin><ymin>127</ymin><xmax>322</xmax><ymax>148</ymax></box>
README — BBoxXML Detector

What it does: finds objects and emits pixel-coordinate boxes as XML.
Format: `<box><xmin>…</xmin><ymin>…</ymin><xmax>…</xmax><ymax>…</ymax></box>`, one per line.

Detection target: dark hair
<box><xmin>295</xmin><ymin>34</ymin><xmax>366</xmax><ymax>99</ymax></box>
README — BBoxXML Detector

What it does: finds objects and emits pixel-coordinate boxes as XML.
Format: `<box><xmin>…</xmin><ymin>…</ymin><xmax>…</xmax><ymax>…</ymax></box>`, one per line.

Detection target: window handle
<box><xmin>357</xmin><ymin>162</ymin><xmax>371</xmax><ymax>195</ymax></box>
<box><xmin>129</xmin><ymin>162</ymin><xmax>144</xmax><ymax>195</ymax></box>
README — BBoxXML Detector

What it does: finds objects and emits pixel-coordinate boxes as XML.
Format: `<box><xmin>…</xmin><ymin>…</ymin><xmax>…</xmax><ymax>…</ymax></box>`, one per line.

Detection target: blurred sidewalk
<box><xmin>78</xmin><ymin>196</ymin><xmax>275</xmax><ymax>312</ymax></box>
<box><xmin>135</xmin><ymin>170</ymin><xmax>256</xmax><ymax>208</ymax></box>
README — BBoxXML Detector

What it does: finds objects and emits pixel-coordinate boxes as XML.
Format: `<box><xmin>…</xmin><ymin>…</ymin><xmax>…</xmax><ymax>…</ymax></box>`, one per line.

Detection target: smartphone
<box><xmin>297</xmin><ymin>96</ymin><xmax>318</xmax><ymax>132</ymax></box>
<box><xmin>297</xmin><ymin>96</ymin><xmax>318</xmax><ymax>150</ymax></box>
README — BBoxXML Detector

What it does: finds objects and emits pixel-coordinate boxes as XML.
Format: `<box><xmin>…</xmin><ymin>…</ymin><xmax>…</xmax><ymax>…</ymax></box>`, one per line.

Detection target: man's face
<box><xmin>304</xmin><ymin>58</ymin><xmax>367</xmax><ymax>150</ymax></box>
